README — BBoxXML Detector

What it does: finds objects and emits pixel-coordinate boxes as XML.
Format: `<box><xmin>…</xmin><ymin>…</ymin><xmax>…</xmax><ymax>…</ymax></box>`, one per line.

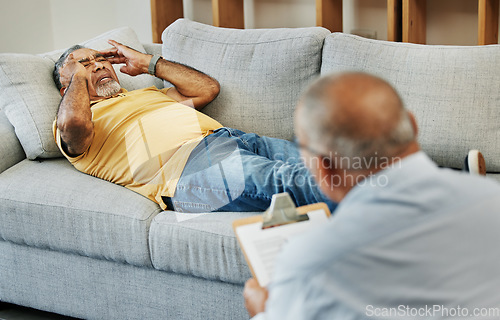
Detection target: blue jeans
<box><xmin>168</xmin><ymin>128</ymin><xmax>337</xmax><ymax>212</ymax></box>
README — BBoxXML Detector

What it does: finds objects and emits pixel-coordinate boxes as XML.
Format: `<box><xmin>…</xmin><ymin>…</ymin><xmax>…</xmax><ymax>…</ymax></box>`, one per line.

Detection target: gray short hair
<box><xmin>53</xmin><ymin>45</ymin><xmax>86</xmax><ymax>91</ymax></box>
<box><xmin>298</xmin><ymin>73</ymin><xmax>415</xmax><ymax>166</ymax></box>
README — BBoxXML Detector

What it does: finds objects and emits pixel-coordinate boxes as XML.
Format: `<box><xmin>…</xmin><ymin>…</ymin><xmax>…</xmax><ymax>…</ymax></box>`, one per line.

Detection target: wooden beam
<box><xmin>402</xmin><ymin>0</ymin><xmax>426</xmax><ymax>44</ymax></box>
<box><xmin>316</xmin><ymin>0</ymin><xmax>343</xmax><ymax>32</ymax></box>
<box><xmin>151</xmin><ymin>0</ymin><xmax>184</xmax><ymax>43</ymax></box>
<box><xmin>478</xmin><ymin>0</ymin><xmax>499</xmax><ymax>45</ymax></box>
<box><xmin>387</xmin><ymin>0</ymin><xmax>402</xmax><ymax>41</ymax></box>
<box><xmin>212</xmin><ymin>0</ymin><xmax>244</xmax><ymax>28</ymax></box>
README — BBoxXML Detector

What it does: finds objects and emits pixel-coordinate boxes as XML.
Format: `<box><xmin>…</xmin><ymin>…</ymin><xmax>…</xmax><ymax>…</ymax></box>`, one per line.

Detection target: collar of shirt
<box><xmin>339</xmin><ymin>151</ymin><xmax>436</xmax><ymax>208</ymax></box>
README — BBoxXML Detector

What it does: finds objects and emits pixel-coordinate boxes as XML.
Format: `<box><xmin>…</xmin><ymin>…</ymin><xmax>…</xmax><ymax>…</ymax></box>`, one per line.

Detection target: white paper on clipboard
<box><xmin>234</xmin><ymin>208</ymin><xmax>329</xmax><ymax>287</ymax></box>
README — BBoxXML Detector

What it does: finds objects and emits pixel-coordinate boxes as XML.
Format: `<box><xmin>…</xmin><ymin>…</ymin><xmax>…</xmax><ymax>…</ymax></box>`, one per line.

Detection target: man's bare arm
<box><xmin>154</xmin><ymin>59</ymin><xmax>220</xmax><ymax>110</ymax></box>
<box><xmin>56</xmin><ymin>54</ymin><xmax>94</xmax><ymax>156</ymax></box>
<box><xmin>102</xmin><ymin>40</ymin><xmax>220</xmax><ymax>110</ymax></box>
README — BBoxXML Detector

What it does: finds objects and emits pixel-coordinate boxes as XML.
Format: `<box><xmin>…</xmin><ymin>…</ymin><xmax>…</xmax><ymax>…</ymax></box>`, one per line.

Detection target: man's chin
<box><xmin>96</xmin><ymin>79</ymin><xmax>121</xmax><ymax>97</ymax></box>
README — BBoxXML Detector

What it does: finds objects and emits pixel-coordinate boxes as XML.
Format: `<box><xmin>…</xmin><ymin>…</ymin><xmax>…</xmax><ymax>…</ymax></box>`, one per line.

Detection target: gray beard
<box><xmin>96</xmin><ymin>79</ymin><xmax>121</xmax><ymax>97</ymax></box>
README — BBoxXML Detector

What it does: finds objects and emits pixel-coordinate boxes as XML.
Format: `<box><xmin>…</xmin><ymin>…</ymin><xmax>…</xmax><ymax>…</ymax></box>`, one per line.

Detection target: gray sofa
<box><xmin>1</xmin><ymin>18</ymin><xmax>499</xmax><ymax>320</ymax></box>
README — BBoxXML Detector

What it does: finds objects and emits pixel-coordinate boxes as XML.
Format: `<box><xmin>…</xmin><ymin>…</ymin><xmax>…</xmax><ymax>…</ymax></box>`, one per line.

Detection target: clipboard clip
<box><xmin>262</xmin><ymin>193</ymin><xmax>309</xmax><ymax>229</ymax></box>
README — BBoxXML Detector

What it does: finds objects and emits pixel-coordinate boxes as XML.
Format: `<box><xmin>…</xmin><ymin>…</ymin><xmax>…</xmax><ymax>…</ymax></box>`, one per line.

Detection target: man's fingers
<box><xmin>120</xmin><ymin>65</ymin><xmax>131</xmax><ymax>74</ymax></box>
<box><xmin>99</xmin><ymin>47</ymin><xmax>119</xmax><ymax>57</ymax></box>
<box><xmin>108</xmin><ymin>39</ymin><xmax>120</xmax><ymax>46</ymax></box>
<box><xmin>64</xmin><ymin>53</ymin><xmax>75</xmax><ymax>66</ymax></box>
<box><xmin>108</xmin><ymin>39</ymin><xmax>127</xmax><ymax>50</ymax></box>
<box><xmin>243</xmin><ymin>278</ymin><xmax>269</xmax><ymax>317</ymax></box>
<box><xmin>106</xmin><ymin>56</ymin><xmax>127</xmax><ymax>65</ymax></box>
<box><xmin>98</xmin><ymin>46</ymin><xmax>126</xmax><ymax>65</ymax></box>
<box><xmin>244</xmin><ymin>278</ymin><xmax>260</xmax><ymax>291</ymax></box>
<box><xmin>61</xmin><ymin>53</ymin><xmax>77</xmax><ymax>72</ymax></box>
<box><xmin>108</xmin><ymin>39</ymin><xmax>140</xmax><ymax>54</ymax></box>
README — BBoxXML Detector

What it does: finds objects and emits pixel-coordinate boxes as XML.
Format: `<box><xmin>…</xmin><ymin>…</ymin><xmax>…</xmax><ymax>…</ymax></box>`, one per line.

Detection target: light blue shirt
<box><xmin>254</xmin><ymin>152</ymin><xmax>500</xmax><ymax>319</ymax></box>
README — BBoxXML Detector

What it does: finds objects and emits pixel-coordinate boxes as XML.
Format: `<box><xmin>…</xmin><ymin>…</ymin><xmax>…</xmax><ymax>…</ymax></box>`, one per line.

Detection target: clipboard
<box><xmin>233</xmin><ymin>193</ymin><xmax>331</xmax><ymax>287</ymax></box>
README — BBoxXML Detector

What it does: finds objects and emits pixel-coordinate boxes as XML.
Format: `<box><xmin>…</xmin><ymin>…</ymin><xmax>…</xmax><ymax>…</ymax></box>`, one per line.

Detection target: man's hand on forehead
<box><xmin>98</xmin><ymin>47</ymin><xmax>126</xmax><ymax>65</ymax></box>
<box><xmin>98</xmin><ymin>39</ymin><xmax>151</xmax><ymax>77</ymax></box>
<box><xmin>99</xmin><ymin>40</ymin><xmax>139</xmax><ymax>65</ymax></box>
<box><xmin>59</xmin><ymin>53</ymin><xmax>86</xmax><ymax>85</ymax></box>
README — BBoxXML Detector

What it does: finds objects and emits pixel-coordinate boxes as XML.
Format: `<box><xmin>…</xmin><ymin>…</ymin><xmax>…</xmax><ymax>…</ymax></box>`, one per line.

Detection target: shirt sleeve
<box><xmin>159</xmin><ymin>87</ymin><xmax>176</xmax><ymax>98</ymax></box>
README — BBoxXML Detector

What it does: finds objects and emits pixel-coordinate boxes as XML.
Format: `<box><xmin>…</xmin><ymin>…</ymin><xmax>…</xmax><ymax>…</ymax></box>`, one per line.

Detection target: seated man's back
<box><xmin>245</xmin><ymin>72</ymin><xmax>500</xmax><ymax>319</ymax></box>
<box><xmin>268</xmin><ymin>152</ymin><xmax>500</xmax><ymax>319</ymax></box>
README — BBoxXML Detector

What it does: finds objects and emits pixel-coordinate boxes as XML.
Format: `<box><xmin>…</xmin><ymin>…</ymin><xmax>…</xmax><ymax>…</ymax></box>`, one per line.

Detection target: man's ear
<box><xmin>316</xmin><ymin>156</ymin><xmax>360</xmax><ymax>203</ymax></box>
<box><xmin>60</xmin><ymin>87</ymin><xmax>67</xmax><ymax>97</ymax></box>
<box><xmin>407</xmin><ymin>111</ymin><xmax>419</xmax><ymax>137</ymax></box>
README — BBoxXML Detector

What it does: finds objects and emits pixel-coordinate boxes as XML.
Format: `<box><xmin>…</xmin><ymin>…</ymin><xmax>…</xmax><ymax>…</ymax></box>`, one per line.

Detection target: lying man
<box><xmin>52</xmin><ymin>40</ymin><xmax>335</xmax><ymax>212</ymax></box>
<box><xmin>244</xmin><ymin>72</ymin><xmax>500</xmax><ymax>319</ymax></box>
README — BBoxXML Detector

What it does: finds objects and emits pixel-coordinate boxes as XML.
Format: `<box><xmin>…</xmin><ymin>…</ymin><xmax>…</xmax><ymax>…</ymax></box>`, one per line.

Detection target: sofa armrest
<box><xmin>0</xmin><ymin>111</ymin><xmax>25</xmax><ymax>173</ymax></box>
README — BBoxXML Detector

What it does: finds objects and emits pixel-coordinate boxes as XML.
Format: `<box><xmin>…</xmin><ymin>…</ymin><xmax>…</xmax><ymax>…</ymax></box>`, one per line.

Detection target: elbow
<box><xmin>208</xmin><ymin>78</ymin><xmax>220</xmax><ymax>102</ymax></box>
<box><xmin>195</xmin><ymin>79</ymin><xmax>220</xmax><ymax>110</ymax></box>
<box><xmin>57</xmin><ymin>116</ymin><xmax>94</xmax><ymax>155</ymax></box>
<box><xmin>57</xmin><ymin>116</ymin><xmax>93</xmax><ymax>136</ymax></box>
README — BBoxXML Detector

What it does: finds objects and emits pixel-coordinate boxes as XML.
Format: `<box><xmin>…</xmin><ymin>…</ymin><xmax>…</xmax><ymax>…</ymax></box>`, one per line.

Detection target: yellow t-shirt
<box><xmin>53</xmin><ymin>86</ymin><xmax>223</xmax><ymax>209</ymax></box>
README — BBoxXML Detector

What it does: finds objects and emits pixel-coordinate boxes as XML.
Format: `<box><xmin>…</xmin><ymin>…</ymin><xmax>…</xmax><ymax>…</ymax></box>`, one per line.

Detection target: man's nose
<box><xmin>92</xmin><ymin>61</ymin><xmax>105</xmax><ymax>71</ymax></box>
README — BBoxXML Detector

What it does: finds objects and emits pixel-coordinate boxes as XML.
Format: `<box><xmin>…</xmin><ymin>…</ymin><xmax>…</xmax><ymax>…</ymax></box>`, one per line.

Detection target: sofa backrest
<box><xmin>321</xmin><ymin>33</ymin><xmax>500</xmax><ymax>173</ymax></box>
<box><xmin>161</xmin><ymin>19</ymin><xmax>330</xmax><ymax>141</ymax></box>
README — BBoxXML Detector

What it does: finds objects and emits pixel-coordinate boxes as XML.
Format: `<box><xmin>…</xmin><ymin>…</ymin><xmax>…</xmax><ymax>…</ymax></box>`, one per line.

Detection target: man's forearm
<box><xmin>57</xmin><ymin>75</ymin><xmax>94</xmax><ymax>156</ymax></box>
<box><xmin>154</xmin><ymin>58</ymin><xmax>220</xmax><ymax>109</ymax></box>
<box><xmin>102</xmin><ymin>41</ymin><xmax>220</xmax><ymax>109</ymax></box>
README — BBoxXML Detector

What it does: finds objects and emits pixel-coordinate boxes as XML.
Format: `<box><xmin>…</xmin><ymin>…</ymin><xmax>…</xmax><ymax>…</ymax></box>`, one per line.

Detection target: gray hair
<box><xmin>298</xmin><ymin>73</ymin><xmax>415</xmax><ymax>168</ymax></box>
<box><xmin>53</xmin><ymin>45</ymin><xmax>86</xmax><ymax>91</ymax></box>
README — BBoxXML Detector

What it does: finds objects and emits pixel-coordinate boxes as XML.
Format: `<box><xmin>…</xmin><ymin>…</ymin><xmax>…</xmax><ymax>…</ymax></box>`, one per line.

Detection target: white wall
<box><xmin>50</xmin><ymin>0</ymin><xmax>152</xmax><ymax>50</ymax></box>
<box><xmin>0</xmin><ymin>0</ymin><xmax>499</xmax><ymax>54</ymax></box>
<box><xmin>0</xmin><ymin>0</ymin><xmax>152</xmax><ymax>54</ymax></box>
<box><xmin>0</xmin><ymin>0</ymin><xmax>54</xmax><ymax>53</ymax></box>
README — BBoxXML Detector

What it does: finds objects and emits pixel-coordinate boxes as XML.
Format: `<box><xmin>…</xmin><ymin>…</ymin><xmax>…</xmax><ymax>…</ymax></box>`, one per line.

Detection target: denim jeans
<box><xmin>168</xmin><ymin>127</ymin><xmax>337</xmax><ymax>212</ymax></box>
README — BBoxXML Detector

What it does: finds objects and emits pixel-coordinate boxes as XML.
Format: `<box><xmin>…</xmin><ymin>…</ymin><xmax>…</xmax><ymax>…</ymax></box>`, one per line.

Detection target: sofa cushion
<box><xmin>321</xmin><ymin>33</ymin><xmax>500</xmax><ymax>172</ymax></box>
<box><xmin>0</xmin><ymin>27</ymin><xmax>158</xmax><ymax>160</ymax></box>
<box><xmin>161</xmin><ymin>19</ymin><xmax>330</xmax><ymax>141</ymax></box>
<box><xmin>0</xmin><ymin>158</ymin><xmax>161</xmax><ymax>267</ymax></box>
<box><xmin>149</xmin><ymin>211</ymin><xmax>253</xmax><ymax>284</ymax></box>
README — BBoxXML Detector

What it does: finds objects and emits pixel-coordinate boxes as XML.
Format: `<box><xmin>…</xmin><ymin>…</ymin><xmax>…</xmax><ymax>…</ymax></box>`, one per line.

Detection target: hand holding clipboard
<box><xmin>233</xmin><ymin>193</ymin><xmax>331</xmax><ymax>287</ymax></box>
